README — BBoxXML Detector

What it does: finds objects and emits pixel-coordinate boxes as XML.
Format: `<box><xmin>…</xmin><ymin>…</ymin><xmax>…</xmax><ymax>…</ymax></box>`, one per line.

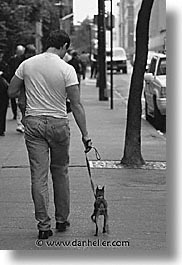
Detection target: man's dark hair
<box><xmin>46</xmin><ymin>30</ymin><xmax>70</xmax><ymax>50</ymax></box>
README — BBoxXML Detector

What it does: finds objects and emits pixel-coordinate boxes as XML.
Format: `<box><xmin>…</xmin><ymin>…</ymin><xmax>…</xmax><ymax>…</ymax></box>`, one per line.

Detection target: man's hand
<box><xmin>82</xmin><ymin>136</ymin><xmax>92</xmax><ymax>153</ymax></box>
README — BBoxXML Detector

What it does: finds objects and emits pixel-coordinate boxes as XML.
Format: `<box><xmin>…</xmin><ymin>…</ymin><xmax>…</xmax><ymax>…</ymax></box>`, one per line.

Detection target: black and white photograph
<box><xmin>0</xmin><ymin>0</ymin><xmax>180</xmax><ymax>263</ymax></box>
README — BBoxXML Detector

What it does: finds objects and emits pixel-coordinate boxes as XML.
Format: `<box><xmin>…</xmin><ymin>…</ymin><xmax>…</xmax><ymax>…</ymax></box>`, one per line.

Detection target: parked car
<box><xmin>106</xmin><ymin>47</ymin><xmax>127</xmax><ymax>73</ymax></box>
<box><xmin>144</xmin><ymin>53</ymin><xmax>166</xmax><ymax>130</ymax></box>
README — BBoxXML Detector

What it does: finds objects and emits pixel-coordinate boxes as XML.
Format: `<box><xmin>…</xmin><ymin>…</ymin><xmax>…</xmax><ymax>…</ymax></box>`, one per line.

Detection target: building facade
<box><xmin>116</xmin><ymin>0</ymin><xmax>166</xmax><ymax>55</ymax></box>
<box><xmin>116</xmin><ymin>0</ymin><xmax>135</xmax><ymax>55</ymax></box>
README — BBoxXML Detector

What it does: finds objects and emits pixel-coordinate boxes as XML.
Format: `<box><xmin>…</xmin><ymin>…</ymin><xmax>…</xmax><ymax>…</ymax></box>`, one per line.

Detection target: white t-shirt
<box><xmin>15</xmin><ymin>52</ymin><xmax>79</xmax><ymax>118</ymax></box>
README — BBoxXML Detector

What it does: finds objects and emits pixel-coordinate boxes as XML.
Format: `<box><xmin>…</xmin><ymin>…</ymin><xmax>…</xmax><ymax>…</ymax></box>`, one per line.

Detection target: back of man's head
<box><xmin>46</xmin><ymin>30</ymin><xmax>70</xmax><ymax>50</ymax></box>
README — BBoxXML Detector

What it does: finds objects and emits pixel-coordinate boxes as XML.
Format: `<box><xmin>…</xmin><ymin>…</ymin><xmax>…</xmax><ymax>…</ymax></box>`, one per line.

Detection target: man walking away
<box><xmin>90</xmin><ymin>53</ymin><xmax>98</xmax><ymax>79</ymax></box>
<box><xmin>0</xmin><ymin>52</ymin><xmax>9</xmax><ymax>136</ymax></box>
<box><xmin>4</xmin><ymin>45</ymin><xmax>25</xmax><ymax>120</ymax></box>
<box><xmin>8</xmin><ymin>30</ymin><xmax>92</xmax><ymax>240</ymax></box>
<box><xmin>68</xmin><ymin>50</ymin><xmax>82</xmax><ymax>89</ymax></box>
<box><xmin>0</xmin><ymin>74</ymin><xmax>9</xmax><ymax>136</ymax></box>
<box><xmin>80</xmin><ymin>51</ymin><xmax>89</xmax><ymax>80</ymax></box>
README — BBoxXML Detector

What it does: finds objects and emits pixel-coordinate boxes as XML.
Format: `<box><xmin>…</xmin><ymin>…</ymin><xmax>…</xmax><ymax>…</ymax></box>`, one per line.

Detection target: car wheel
<box><xmin>153</xmin><ymin>97</ymin><xmax>163</xmax><ymax>130</ymax></box>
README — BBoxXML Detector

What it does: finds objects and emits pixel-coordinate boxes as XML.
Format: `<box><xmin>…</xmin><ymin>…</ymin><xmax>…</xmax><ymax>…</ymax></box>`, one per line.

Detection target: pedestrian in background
<box><xmin>4</xmin><ymin>45</ymin><xmax>25</xmax><ymax>120</ymax></box>
<box><xmin>79</xmin><ymin>51</ymin><xmax>90</xmax><ymax>80</ymax></box>
<box><xmin>0</xmin><ymin>51</ymin><xmax>7</xmax><ymax>74</ymax></box>
<box><xmin>8</xmin><ymin>30</ymin><xmax>92</xmax><ymax>240</ymax></box>
<box><xmin>90</xmin><ymin>52</ymin><xmax>98</xmax><ymax>79</ymax></box>
<box><xmin>68</xmin><ymin>50</ymin><xmax>82</xmax><ymax>89</ymax></box>
<box><xmin>0</xmin><ymin>74</ymin><xmax>9</xmax><ymax>136</ymax></box>
<box><xmin>0</xmin><ymin>52</ymin><xmax>9</xmax><ymax>137</ymax></box>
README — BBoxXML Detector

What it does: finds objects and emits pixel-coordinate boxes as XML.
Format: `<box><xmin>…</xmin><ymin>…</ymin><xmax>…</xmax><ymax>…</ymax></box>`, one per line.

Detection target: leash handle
<box><xmin>85</xmin><ymin>146</ymin><xmax>101</xmax><ymax>199</ymax></box>
<box><xmin>91</xmin><ymin>146</ymin><xmax>101</xmax><ymax>161</ymax></box>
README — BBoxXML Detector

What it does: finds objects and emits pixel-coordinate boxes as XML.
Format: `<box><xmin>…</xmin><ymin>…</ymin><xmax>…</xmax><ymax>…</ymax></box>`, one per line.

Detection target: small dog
<box><xmin>91</xmin><ymin>185</ymin><xmax>108</xmax><ymax>236</ymax></box>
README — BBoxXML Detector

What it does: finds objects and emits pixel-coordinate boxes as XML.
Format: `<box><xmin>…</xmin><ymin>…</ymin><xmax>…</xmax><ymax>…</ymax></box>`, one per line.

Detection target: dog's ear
<box><xmin>102</xmin><ymin>186</ymin><xmax>105</xmax><ymax>191</ymax></box>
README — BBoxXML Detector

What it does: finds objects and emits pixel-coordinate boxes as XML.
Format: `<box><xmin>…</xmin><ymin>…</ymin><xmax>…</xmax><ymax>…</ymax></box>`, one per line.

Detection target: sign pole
<box><xmin>98</xmin><ymin>0</ymin><xmax>108</xmax><ymax>101</ymax></box>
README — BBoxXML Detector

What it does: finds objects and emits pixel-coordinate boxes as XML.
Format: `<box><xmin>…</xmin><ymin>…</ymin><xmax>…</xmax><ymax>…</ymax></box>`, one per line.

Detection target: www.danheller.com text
<box><xmin>35</xmin><ymin>238</ymin><xmax>130</xmax><ymax>248</ymax></box>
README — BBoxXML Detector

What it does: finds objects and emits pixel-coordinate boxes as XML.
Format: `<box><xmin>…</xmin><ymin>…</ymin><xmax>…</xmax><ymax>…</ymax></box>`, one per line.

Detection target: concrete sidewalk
<box><xmin>0</xmin><ymin>77</ymin><xmax>166</xmax><ymax>254</ymax></box>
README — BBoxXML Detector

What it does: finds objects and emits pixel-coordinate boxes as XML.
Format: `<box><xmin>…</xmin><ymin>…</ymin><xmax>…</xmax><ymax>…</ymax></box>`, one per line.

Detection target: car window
<box><xmin>148</xmin><ymin>58</ymin><xmax>157</xmax><ymax>74</ymax></box>
<box><xmin>157</xmin><ymin>58</ymin><xmax>166</xmax><ymax>75</ymax></box>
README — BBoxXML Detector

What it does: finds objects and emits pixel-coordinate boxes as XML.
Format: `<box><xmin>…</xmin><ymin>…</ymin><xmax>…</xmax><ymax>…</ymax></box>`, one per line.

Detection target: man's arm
<box><xmin>8</xmin><ymin>75</ymin><xmax>24</xmax><ymax>98</ymax></box>
<box><xmin>66</xmin><ymin>84</ymin><xmax>90</xmax><ymax>142</ymax></box>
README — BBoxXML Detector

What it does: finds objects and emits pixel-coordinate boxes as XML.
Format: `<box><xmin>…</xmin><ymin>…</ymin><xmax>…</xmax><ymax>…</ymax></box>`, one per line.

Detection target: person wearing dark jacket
<box><xmin>0</xmin><ymin>75</ymin><xmax>9</xmax><ymax>136</ymax></box>
<box><xmin>79</xmin><ymin>51</ymin><xmax>89</xmax><ymax>80</ymax></box>
<box><xmin>4</xmin><ymin>45</ymin><xmax>25</xmax><ymax>120</ymax></box>
<box><xmin>68</xmin><ymin>51</ymin><xmax>82</xmax><ymax>88</ymax></box>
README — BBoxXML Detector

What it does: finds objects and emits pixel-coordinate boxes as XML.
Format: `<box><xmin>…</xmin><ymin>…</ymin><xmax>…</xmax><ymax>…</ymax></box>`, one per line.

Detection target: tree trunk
<box><xmin>121</xmin><ymin>0</ymin><xmax>154</xmax><ymax>166</ymax></box>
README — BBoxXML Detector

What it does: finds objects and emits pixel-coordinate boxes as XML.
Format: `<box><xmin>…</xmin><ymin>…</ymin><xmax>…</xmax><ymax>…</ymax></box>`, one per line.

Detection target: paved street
<box><xmin>0</xmin><ymin>75</ymin><xmax>166</xmax><ymax>254</ymax></box>
<box><xmin>107</xmin><ymin>62</ymin><xmax>164</xmax><ymax>128</ymax></box>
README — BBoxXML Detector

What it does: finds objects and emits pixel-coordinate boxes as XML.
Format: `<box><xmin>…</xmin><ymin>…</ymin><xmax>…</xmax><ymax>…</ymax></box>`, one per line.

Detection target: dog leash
<box><xmin>85</xmin><ymin>146</ymin><xmax>101</xmax><ymax>199</ymax></box>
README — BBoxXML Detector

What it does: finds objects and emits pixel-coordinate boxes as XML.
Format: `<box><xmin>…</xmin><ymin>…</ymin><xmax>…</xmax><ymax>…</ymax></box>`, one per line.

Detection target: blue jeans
<box><xmin>24</xmin><ymin>116</ymin><xmax>70</xmax><ymax>231</ymax></box>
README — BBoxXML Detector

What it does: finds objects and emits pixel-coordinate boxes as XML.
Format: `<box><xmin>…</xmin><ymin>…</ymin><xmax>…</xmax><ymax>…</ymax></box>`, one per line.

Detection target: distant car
<box><xmin>144</xmin><ymin>53</ymin><xmax>166</xmax><ymax>130</ymax></box>
<box><xmin>106</xmin><ymin>47</ymin><xmax>127</xmax><ymax>73</ymax></box>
